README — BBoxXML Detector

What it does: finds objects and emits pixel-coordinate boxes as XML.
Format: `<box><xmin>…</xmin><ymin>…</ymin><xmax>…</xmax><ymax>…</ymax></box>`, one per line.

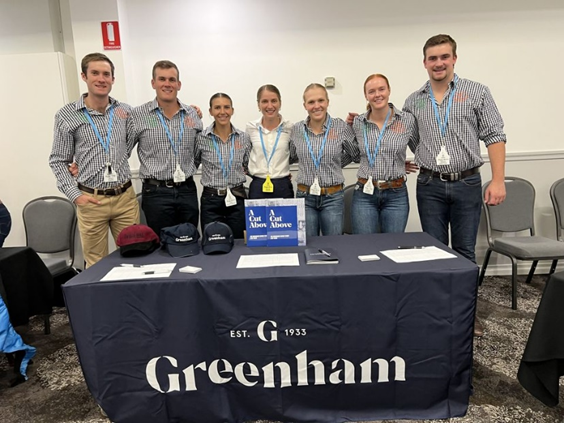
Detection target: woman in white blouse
<box><xmin>245</xmin><ymin>85</ymin><xmax>294</xmax><ymax>199</ymax></box>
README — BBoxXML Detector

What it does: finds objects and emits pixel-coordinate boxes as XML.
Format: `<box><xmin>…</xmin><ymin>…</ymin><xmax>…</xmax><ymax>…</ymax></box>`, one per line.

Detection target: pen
<box><xmin>319</xmin><ymin>249</ymin><xmax>331</xmax><ymax>257</ymax></box>
<box><xmin>397</xmin><ymin>246</ymin><xmax>426</xmax><ymax>249</ymax></box>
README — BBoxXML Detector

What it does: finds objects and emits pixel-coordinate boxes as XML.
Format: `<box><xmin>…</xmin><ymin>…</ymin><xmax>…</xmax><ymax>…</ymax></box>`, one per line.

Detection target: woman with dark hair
<box><xmin>195</xmin><ymin>93</ymin><xmax>252</xmax><ymax>238</ymax></box>
<box><xmin>0</xmin><ymin>198</ymin><xmax>11</xmax><ymax>247</ymax></box>
<box><xmin>290</xmin><ymin>83</ymin><xmax>358</xmax><ymax>237</ymax></box>
<box><xmin>350</xmin><ymin>74</ymin><xmax>417</xmax><ymax>234</ymax></box>
<box><xmin>245</xmin><ymin>85</ymin><xmax>294</xmax><ymax>199</ymax></box>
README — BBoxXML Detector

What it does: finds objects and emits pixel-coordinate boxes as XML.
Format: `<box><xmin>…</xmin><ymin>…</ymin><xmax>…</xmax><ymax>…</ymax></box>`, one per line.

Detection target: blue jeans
<box><xmin>296</xmin><ymin>189</ymin><xmax>344</xmax><ymax>237</ymax></box>
<box><xmin>0</xmin><ymin>203</ymin><xmax>11</xmax><ymax>247</ymax></box>
<box><xmin>142</xmin><ymin>180</ymin><xmax>199</xmax><ymax>236</ymax></box>
<box><xmin>351</xmin><ymin>183</ymin><xmax>409</xmax><ymax>234</ymax></box>
<box><xmin>416</xmin><ymin>173</ymin><xmax>482</xmax><ymax>263</ymax></box>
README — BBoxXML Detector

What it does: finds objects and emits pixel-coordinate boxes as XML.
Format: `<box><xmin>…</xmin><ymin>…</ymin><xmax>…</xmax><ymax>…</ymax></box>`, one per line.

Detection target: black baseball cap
<box><xmin>202</xmin><ymin>222</ymin><xmax>234</xmax><ymax>255</ymax></box>
<box><xmin>160</xmin><ymin>223</ymin><xmax>200</xmax><ymax>258</ymax></box>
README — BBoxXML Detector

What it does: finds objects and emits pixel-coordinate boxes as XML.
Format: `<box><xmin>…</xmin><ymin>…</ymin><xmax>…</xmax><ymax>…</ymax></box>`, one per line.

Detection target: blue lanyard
<box><xmin>363</xmin><ymin>108</ymin><xmax>391</xmax><ymax>168</ymax></box>
<box><xmin>211</xmin><ymin>133</ymin><xmax>235</xmax><ymax>182</ymax></box>
<box><xmin>304</xmin><ymin>116</ymin><xmax>332</xmax><ymax>170</ymax></box>
<box><xmin>259</xmin><ymin>124</ymin><xmax>283</xmax><ymax>171</ymax></box>
<box><xmin>429</xmin><ymin>76</ymin><xmax>458</xmax><ymax>137</ymax></box>
<box><xmin>83</xmin><ymin>105</ymin><xmax>114</xmax><ymax>155</ymax></box>
<box><xmin>155</xmin><ymin>109</ymin><xmax>185</xmax><ymax>156</ymax></box>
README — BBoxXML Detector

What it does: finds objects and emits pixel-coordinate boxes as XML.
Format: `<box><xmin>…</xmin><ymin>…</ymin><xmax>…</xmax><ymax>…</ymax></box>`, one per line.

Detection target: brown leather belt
<box><xmin>143</xmin><ymin>176</ymin><xmax>193</xmax><ymax>187</ymax></box>
<box><xmin>78</xmin><ymin>180</ymin><xmax>132</xmax><ymax>196</ymax></box>
<box><xmin>419</xmin><ymin>166</ymin><xmax>480</xmax><ymax>182</ymax></box>
<box><xmin>357</xmin><ymin>177</ymin><xmax>405</xmax><ymax>190</ymax></box>
<box><xmin>297</xmin><ymin>183</ymin><xmax>343</xmax><ymax>195</ymax></box>
<box><xmin>203</xmin><ymin>185</ymin><xmax>246</xmax><ymax>198</ymax></box>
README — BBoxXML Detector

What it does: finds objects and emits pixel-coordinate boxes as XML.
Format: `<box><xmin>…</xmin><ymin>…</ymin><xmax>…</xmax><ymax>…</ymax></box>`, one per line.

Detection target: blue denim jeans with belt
<box><xmin>296</xmin><ymin>189</ymin><xmax>344</xmax><ymax>237</ymax></box>
<box><xmin>416</xmin><ymin>172</ymin><xmax>482</xmax><ymax>263</ymax></box>
<box><xmin>0</xmin><ymin>203</ymin><xmax>11</xmax><ymax>247</ymax></box>
<box><xmin>351</xmin><ymin>183</ymin><xmax>409</xmax><ymax>234</ymax></box>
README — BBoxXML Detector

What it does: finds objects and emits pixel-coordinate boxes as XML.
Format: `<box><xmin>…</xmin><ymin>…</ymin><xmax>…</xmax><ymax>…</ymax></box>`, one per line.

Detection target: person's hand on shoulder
<box><xmin>191</xmin><ymin>105</ymin><xmax>203</xmax><ymax>119</ymax></box>
<box><xmin>346</xmin><ymin>112</ymin><xmax>358</xmax><ymax>126</ymax></box>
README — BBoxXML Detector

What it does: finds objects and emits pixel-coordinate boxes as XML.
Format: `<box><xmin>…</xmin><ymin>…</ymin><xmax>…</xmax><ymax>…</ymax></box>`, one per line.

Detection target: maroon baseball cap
<box><xmin>116</xmin><ymin>224</ymin><xmax>160</xmax><ymax>257</ymax></box>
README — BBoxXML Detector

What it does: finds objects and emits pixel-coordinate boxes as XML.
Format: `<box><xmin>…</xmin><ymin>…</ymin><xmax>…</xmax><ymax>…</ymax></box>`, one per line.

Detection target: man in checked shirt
<box><xmin>49</xmin><ymin>53</ymin><xmax>140</xmax><ymax>268</ymax></box>
<box><xmin>128</xmin><ymin>61</ymin><xmax>203</xmax><ymax>235</ymax></box>
<box><xmin>403</xmin><ymin>34</ymin><xmax>506</xmax><ymax>336</ymax></box>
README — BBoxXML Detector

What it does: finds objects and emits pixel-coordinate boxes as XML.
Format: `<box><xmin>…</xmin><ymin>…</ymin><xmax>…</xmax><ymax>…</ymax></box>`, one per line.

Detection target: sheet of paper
<box><xmin>101</xmin><ymin>263</ymin><xmax>177</xmax><ymax>281</ymax></box>
<box><xmin>236</xmin><ymin>253</ymin><xmax>300</xmax><ymax>269</ymax></box>
<box><xmin>380</xmin><ymin>246</ymin><xmax>457</xmax><ymax>263</ymax></box>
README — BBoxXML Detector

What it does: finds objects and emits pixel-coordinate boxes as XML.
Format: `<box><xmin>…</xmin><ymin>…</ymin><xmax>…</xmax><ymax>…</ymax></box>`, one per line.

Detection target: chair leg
<box><xmin>479</xmin><ymin>248</ymin><xmax>493</xmax><ymax>286</ymax></box>
<box><xmin>549</xmin><ymin>260</ymin><xmax>558</xmax><ymax>275</ymax></box>
<box><xmin>511</xmin><ymin>258</ymin><xmax>518</xmax><ymax>310</ymax></box>
<box><xmin>43</xmin><ymin>314</ymin><xmax>51</xmax><ymax>335</ymax></box>
<box><xmin>525</xmin><ymin>261</ymin><xmax>538</xmax><ymax>284</ymax></box>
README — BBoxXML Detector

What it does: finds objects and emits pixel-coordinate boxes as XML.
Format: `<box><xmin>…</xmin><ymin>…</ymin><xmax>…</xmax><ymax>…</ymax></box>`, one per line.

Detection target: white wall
<box><xmin>0</xmin><ymin>0</ymin><xmax>55</xmax><ymax>54</ymax></box>
<box><xmin>0</xmin><ymin>53</ymin><xmax>80</xmax><ymax>246</ymax></box>
<box><xmin>1</xmin><ymin>0</ymin><xmax>564</xmax><ymax>274</ymax></box>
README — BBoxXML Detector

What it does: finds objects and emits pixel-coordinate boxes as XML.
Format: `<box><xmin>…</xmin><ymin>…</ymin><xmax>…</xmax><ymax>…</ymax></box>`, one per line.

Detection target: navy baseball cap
<box><xmin>202</xmin><ymin>222</ymin><xmax>234</xmax><ymax>255</ymax></box>
<box><xmin>116</xmin><ymin>224</ymin><xmax>160</xmax><ymax>257</ymax></box>
<box><xmin>160</xmin><ymin>223</ymin><xmax>200</xmax><ymax>258</ymax></box>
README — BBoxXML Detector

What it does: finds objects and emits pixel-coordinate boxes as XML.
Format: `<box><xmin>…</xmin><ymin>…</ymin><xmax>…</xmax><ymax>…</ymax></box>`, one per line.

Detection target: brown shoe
<box><xmin>474</xmin><ymin>317</ymin><xmax>484</xmax><ymax>337</ymax></box>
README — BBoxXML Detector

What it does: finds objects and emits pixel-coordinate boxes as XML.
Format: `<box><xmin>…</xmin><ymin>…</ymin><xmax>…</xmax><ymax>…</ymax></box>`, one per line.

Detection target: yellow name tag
<box><xmin>262</xmin><ymin>175</ymin><xmax>274</xmax><ymax>193</ymax></box>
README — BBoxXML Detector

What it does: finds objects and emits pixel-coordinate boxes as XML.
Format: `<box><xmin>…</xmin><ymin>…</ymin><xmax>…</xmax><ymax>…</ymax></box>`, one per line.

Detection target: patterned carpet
<box><xmin>0</xmin><ymin>275</ymin><xmax>563</xmax><ymax>423</ymax></box>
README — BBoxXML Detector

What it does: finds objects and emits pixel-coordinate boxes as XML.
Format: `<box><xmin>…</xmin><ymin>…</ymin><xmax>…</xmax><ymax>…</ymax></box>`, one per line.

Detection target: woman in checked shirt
<box><xmin>290</xmin><ymin>83</ymin><xmax>357</xmax><ymax>237</ymax></box>
<box><xmin>350</xmin><ymin>74</ymin><xmax>418</xmax><ymax>234</ymax></box>
<box><xmin>195</xmin><ymin>93</ymin><xmax>252</xmax><ymax>239</ymax></box>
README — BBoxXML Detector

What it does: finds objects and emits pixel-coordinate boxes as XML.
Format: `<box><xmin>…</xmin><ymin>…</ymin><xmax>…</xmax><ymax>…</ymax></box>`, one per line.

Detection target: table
<box><xmin>0</xmin><ymin>247</ymin><xmax>53</xmax><ymax>326</ymax></box>
<box><xmin>518</xmin><ymin>270</ymin><xmax>564</xmax><ymax>406</ymax></box>
<box><xmin>63</xmin><ymin>232</ymin><xmax>478</xmax><ymax>423</ymax></box>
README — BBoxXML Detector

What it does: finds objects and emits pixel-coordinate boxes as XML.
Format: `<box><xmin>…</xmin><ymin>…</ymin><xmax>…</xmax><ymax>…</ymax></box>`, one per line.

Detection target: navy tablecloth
<box><xmin>63</xmin><ymin>232</ymin><xmax>478</xmax><ymax>423</ymax></box>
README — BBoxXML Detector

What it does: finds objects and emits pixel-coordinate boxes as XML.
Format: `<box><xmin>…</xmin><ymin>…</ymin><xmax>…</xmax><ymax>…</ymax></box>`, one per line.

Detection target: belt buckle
<box><xmin>376</xmin><ymin>180</ymin><xmax>387</xmax><ymax>190</ymax></box>
<box><xmin>439</xmin><ymin>173</ymin><xmax>450</xmax><ymax>182</ymax></box>
<box><xmin>218</xmin><ymin>189</ymin><xmax>226</xmax><ymax>196</ymax></box>
<box><xmin>165</xmin><ymin>180</ymin><xmax>174</xmax><ymax>188</ymax></box>
<box><xmin>114</xmin><ymin>186</ymin><xmax>123</xmax><ymax>195</ymax></box>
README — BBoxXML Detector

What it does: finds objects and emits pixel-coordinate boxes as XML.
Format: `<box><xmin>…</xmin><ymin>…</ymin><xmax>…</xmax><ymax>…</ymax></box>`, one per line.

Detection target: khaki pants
<box><xmin>76</xmin><ymin>187</ymin><xmax>140</xmax><ymax>268</ymax></box>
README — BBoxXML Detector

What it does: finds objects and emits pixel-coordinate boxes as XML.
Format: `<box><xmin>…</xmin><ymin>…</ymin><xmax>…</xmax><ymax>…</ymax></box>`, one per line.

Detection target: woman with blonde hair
<box><xmin>290</xmin><ymin>83</ymin><xmax>357</xmax><ymax>237</ymax></box>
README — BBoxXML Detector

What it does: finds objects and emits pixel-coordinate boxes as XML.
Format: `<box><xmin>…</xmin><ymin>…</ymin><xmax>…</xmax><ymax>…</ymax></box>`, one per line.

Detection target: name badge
<box><xmin>103</xmin><ymin>163</ymin><xmax>118</xmax><ymax>183</ymax></box>
<box><xmin>436</xmin><ymin>146</ymin><xmax>451</xmax><ymax>166</ymax></box>
<box><xmin>262</xmin><ymin>175</ymin><xmax>274</xmax><ymax>193</ymax></box>
<box><xmin>225</xmin><ymin>188</ymin><xmax>237</xmax><ymax>207</ymax></box>
<box><xmin>363</xmin><ymin>175</ymin><xmax>375</xmax><ymax>195</ymax></box>
<box><xmin>310</xmin><ymin>177</ymin><xmax>321</xmax><ymax>196</ymax></box>
<box><xmin>173</xmin><ymin>163</ymin><xmax>186</xmax><ymax>183</ymax></box>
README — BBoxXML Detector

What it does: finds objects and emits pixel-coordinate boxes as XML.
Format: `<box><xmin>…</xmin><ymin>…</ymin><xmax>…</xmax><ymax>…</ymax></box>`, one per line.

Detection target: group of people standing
<box><xmin>49</xmin><ymin>34</ymin><xmax>507</xmax><ymax>281</ymax></box>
